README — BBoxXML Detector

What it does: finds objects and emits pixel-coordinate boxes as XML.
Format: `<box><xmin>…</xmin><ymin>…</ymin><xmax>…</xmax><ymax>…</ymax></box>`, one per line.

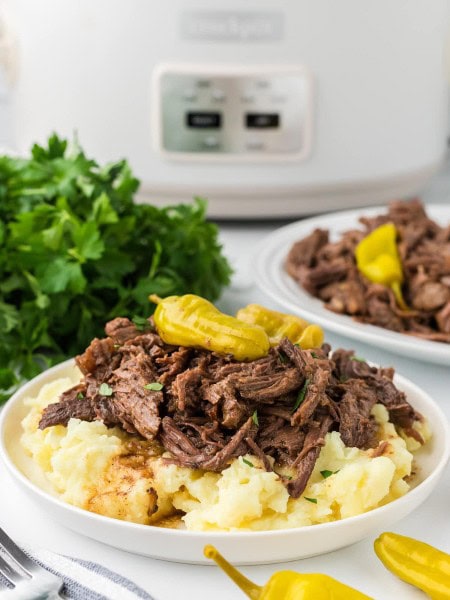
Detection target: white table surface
<box><xmin>1</xmin><ymin>185</ymin><xmax>450</xmax><ymax>599</ymax></box>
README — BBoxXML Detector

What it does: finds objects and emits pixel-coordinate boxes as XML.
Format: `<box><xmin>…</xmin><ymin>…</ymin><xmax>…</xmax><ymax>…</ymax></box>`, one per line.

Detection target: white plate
<box><xmin>254</xmin><ymin>204</ymin><xmax>450</xmax><ymax>365</ymax></box>
<box><xmin>1</xmin><ymin>360</ymin><xmax>449</xmax><ymax>565</ymax></box>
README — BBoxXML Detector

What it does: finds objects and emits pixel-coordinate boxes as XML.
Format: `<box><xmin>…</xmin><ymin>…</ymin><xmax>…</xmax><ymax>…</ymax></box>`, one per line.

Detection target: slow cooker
<box><xmin>1</xmin><ymin>0</ymin><xmax>449</xmax><ymax>217</ymax></box>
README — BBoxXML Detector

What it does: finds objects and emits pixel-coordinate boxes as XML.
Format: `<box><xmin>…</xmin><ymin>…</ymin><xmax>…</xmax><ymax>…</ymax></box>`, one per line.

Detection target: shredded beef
<box><xmin>285</xmin><ymin>199</ymin><xmax>450</xmax><ymax>342</ymax></box>
<box><xmin>39</xmin><ymin>321</ymin><xmax>423</xmax><ymax>498</ymax></box>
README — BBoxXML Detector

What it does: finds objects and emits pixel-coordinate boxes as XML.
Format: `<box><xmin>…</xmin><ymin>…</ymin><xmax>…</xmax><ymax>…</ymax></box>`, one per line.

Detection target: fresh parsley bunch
<box><xmin>0</xmin><ymin>134</ymin><xmax>232</xmax><ymax>402</ymax></box>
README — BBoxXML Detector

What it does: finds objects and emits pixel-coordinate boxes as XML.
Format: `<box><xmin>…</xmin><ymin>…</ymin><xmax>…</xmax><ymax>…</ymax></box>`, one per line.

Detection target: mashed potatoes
<box><xmin>20</xmin><ymin>377</ymin><xmax>430</xmax><ymax>531</ymax></box>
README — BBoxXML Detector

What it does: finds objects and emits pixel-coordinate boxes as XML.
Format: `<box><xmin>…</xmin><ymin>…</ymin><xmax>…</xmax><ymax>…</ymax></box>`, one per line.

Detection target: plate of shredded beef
<box><xmin>255</xmin><ymin>201</ymin><xmax>450</xmax><ymax>365</ymax></box>
<box><xmin>1</xmin><ymin>322</ymin><xmax>449</xmax><ymax>562</ymax></box>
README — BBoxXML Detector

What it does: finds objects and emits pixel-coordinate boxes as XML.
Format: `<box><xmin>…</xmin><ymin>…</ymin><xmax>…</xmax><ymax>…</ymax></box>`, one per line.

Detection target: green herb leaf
<box><xmin>320</xmin><ymin>469</ymin><xmax>340</xmax><ymax>478</ymax></box>
<box><xmin>252</xmin><ymin>410</ymin><xmax>259</xmax><ymax>426</ymax></box>
<box><xmin>351</xmin><ymin>356</ymin><xmax>366</xmax><ymax>363</ymax></box>
<box><xmin>132</xmin><ymin>315</ymin><xmax>152</xmax><ymax>332</ymax></box>
<box><xmin>311</xmin><ymin>352</ymin><xmax>319</xmax><ymax>358</ymax></box>
<box><xmin>76</xmin><ymin>392</ymin><xmax>84</xmax><ymax>400</ymax></box>
<box><xmin>242</xmin><ymin>458</ymin><xmax>254</xmax><ymax>467</ymax></box>
<box><xmin>278</xmin><ymin>352</ymin><xmax>288</xmax><ymax>364</ymax></box>
<box><xmin>144</xmin><ymin>382</ymin><xmax>164</xmax><ymax>391</ymax></box>
<box><xmin>0</xmin><ymin>136</ymin><xmax>232</xmax><ymax>404</ymax></box>
<box><xmin>99</xmin><ymin>383</ymin><xmax>113</xmax><ymax>396</ymax></box>
<box><xmin>304</xmin><ymin>497</ymin><xmax>317</xmax><ymax>504</ymax></box>
<box><xmin>320</xmin><ymin>470</ymin><xmax>333</xmax><ymax>479</ymax></box>
<box><xmin>292</xmin><ymin>378</ymin><xmax>310</xmax><ymax>412</ymax></box>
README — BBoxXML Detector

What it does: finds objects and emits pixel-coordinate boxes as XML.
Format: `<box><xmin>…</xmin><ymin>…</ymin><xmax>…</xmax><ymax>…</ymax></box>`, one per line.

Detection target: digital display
<box><xmin>246</xmin><ymin>113</ymin><xmax>280</xmax><ymax>128</ymax></box>
<box><xmin>187</xmin><ymin>112</ymin><xmax>222</xmax><ymax>128</ymax></box>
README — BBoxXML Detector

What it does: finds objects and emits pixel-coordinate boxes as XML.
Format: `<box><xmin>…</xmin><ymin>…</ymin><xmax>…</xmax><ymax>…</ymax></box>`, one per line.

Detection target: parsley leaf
<box><xmin>320</xmin><ymin>469</ymin><xmax>339</xmax><ymax>478</ymax></box>
<box><xmin>292</xmin><ymin>378</ymin><xmax>310</xmax><ymax>412</ymax></box>
<box><xmin>304</xmin><ymin>497</ymin><xmax>317</xmax><ymax>504</ymax></box>
<box><xmin>252</xmin><ymin>410</ymin><xmax>259</xmax><ymax>426</ymax></box>
<box><xmin>320</xmin><ymin>470</ymin><xmax>333</xmax><ymax>479</ymax></box>
<box><xmin>0</xmin><ymin>135</ymin><xmax>232</xmax><ymax>403</ymax></box>
<box><xmin>278</xmin><ymin>352</ymin><xmax>288</xmax><ymax>364</ymax></box>
<box><xmin>99</xmin><ymin>383</ymin><xmax>113</xmax><ymax>396</ymax></box>
<box><xmin>242</xmin><ymin>458</ymin><xmax>254</xmax><ymax>467</ymax></box>
<box><xmin>144</xmin><ymin>382</ymin><xmax>164</xmax><ymax>391</ymax></box>
<box><xmin>132</xmin><ymin>315</ymin><xmax>152</xmax><ymax>332</ymax></box>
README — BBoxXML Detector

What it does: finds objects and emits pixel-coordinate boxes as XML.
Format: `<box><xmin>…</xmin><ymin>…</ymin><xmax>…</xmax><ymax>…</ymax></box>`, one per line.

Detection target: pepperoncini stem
<box><xmin>236</xmin><ymin>304</ymin><xmax>324</xmax><ymax>349</ymax></box>
<box><xmin>150</xmin><ymin>294</ymin><xmax>270</xmax><ymax>361</ymax></box>
<box><xmin>204</xmin><ymin>545</ymin><xmax>262</xmax><ymax>599</ymax></box>
<box><xmin>355</xmin><ymin>223</ymin><xmax>408</xmax><ymax>310</ymax></box>
<box><xmin>204</xmin><ymin>545</ymin><xmax>372</xmax><ymax>600</ymax></box>
<box><xmin>374</xmin><ymin>532</ymin><xmax>450</xmax><ymax>600</ymax></box>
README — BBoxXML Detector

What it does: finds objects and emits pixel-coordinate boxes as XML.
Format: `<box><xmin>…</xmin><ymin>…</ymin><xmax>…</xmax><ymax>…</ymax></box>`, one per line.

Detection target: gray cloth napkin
<box><xmin>0</xmin><ymin>544</ymin><xmax>155</xmax><ymax>599</ymax></box>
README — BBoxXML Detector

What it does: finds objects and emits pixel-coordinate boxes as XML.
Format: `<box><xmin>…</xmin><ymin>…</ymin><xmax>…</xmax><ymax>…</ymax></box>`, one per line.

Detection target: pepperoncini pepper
<box><xmin>150</xmin><ymin>294</ymin><xmax>270</xmax><ymax>361</ymax></box>
<box><xmin>236</xmin><ymin>304</ymin><xmax>324</xmax><ymax>349</ymax></box>
<box><xmin>374</xmin><ymin>532</ymin><xmax>450</xmax><ymax>599</ymax></box>
<box><xmin>355</xmin><ymin>222</ymin><xmax>407</xmax><ymax>309</ymax></box>
<box><xmin>204</xmin><ymin>545</ymin><xmax>372</xmax><ymax>600</ymax></box>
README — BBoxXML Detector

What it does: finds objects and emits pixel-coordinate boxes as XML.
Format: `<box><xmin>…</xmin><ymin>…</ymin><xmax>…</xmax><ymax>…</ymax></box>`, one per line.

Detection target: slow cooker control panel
<box><xmin>153</xmin><ymin>65</ymin><xmax>313</xmax><ymax>161</ymax></box>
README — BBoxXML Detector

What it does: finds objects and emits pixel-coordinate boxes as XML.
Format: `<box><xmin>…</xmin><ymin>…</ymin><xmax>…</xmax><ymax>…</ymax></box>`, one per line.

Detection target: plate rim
<box><xmin>254</xmin><ymin>203</ymin><xmax>450</xmax><ymax>364</ymax></box>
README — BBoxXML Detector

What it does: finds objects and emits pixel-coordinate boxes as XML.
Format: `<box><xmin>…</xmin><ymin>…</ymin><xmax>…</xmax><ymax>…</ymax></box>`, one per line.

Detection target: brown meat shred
<box><xmin>39</xmin><ymin>319</ymin><xmax>423</xmax><ymax>498</ymax></box>
<box><xmin>285</xmin><ymin>199</ymin><xmax>450</xmax><ymax>342</ymax></box>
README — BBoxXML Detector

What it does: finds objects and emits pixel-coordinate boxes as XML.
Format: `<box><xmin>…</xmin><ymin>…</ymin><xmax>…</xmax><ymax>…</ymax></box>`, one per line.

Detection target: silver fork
<box><xmin>0</xmin><ymin>528</ymin><xmax>63</xmax><ymax>599</ymax></box>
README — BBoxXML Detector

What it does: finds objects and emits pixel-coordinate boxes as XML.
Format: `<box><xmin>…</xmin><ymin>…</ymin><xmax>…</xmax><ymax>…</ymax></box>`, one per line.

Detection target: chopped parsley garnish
<box><xmin>144</xmin><ymin>382</ymin><xmax>164</xmax><ymax>391</ymax></box>
<box><xmin>320</xmin><ymin>470</ymin><xmax>333</xmax><ymax>479</ymax></box>
<box><xmin>278</xmin><ymin>352</ymin><xmax>288</xmax><ymax>364</ymax></box>
<box><xmin>321</xmin><ymin>469</ymin><xmax>339</xmax><ymax>478</ymax></box>
<box><xmin>311</xmin><ymin>352</ymin><xmax>319</xmax><ymax>358</ymax></box>
<box><xmin>252</xmin><ymin>410</ymin><xmax>259</xmax><ymax>426</ymax></box>
<box><xmin>242</xmin><ymin>458</ymin><xmax>254</xmax><ymax>467</ymax></box>
<box><xmin>76</xmin><ymin>392</ymin><xmax>84</xmax><ymax>400</ymax></box>
<box><xmin>304</xmin><ymin>497</ymin><xmax>317</xmax><ymax>504</ymax></box>
<box><xmin>99</xmin><ymin>383</ymin><xmax>113</xmax><ymax>396</ymax></box>
<box><xmin>292</xmin><ymin>378</ymin><xmax>310</xmax><ymax>412</ymax></box>
<box><xmin>351</xmin><ymin>356</ymin><xmax>366</xmax><ymax>363</ymax></box>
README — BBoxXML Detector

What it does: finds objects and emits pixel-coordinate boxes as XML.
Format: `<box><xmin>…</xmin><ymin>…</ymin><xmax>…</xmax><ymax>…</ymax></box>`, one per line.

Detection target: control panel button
<box><xmin>211</xmin><ymin>89</ymin><xmax>226</xmax><ymax>102</ymax></box>
<box><xmin>182</xmin><ymin>89</ymin><xmax>197</xmax><ymax>101</ymax></box>
<box><xmin>246</xmin><ymin>113</ymin><xmax>280</xmax><ymax>128</ymax></box>
<box><xmin>186</xmin><ymin>111</ymin><xmax>222</xmax><ymax>128</ymax></box>
<box><xmin>203</xmin><ymin>136</ymin><xmax>220</xmax><ymax>149</ymax></box>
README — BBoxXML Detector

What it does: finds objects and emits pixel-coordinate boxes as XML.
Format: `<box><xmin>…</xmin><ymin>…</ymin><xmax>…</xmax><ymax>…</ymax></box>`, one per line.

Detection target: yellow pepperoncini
<box><xmin>374</xmin><ymin>532</ymin><xmax>450</xmax><ymax>599</ymax></box>
<box><xmin>150</xmin><ymin>294</ymin><xmax>270</xmax><ymax>361</ymax></box>
<box><xmin>204</xmin><ymin>545</ymin><xmax>372</xmax><ymax>600</ymax></box>
<box><xmin>236</xmin><ymin>304</ymin><xmax>324</xmax><ymax>349</ymax></box>
<box><xmin>355</xmin><ymin>222</ymin><xmax>407</xmax><ymax>309</ymax></box>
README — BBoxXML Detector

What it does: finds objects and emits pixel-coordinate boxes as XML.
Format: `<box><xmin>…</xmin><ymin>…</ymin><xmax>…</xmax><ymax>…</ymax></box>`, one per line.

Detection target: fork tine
<box><xmin>0</xmin><ymin>529</ymin><xmax>37</xmax><ymax>576</ymax></box>
<box><xmin>0</xmin><ymin>552</ymin><xmax>26</xmax><ymax>586</ymax></box>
